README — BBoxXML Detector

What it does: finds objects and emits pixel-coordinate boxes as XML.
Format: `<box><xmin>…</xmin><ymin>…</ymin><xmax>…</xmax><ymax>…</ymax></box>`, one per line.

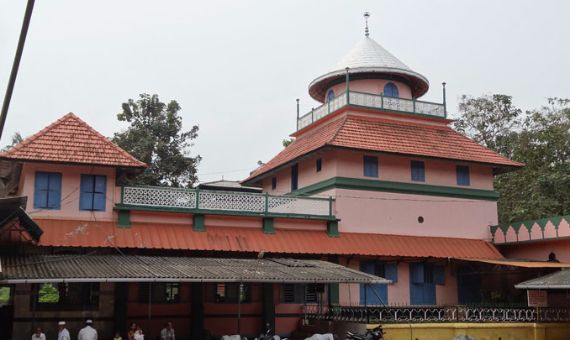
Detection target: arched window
<box><xmin>383</xmin><ymin>83</ymin><xmax>399</xmax><ymax>98</ymax></box>
<box><xmin>326</xmin><ymin>89</ymin><xmax>335</xmax><ymax>102</ymax></box>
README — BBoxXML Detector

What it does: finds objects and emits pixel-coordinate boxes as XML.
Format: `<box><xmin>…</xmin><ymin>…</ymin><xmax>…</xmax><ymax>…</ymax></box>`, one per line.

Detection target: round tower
<box><xmin>308</xmin><ymin>13</ymin><xmax>429</xmax><ymax>103</ymax></box>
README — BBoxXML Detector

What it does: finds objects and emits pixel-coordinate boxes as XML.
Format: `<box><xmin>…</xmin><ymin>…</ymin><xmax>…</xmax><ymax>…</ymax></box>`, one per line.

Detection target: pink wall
<box><xmin>333</xmin><ymin>188</ymin><xmax>497</xmax><ymax>239</ymax></box>
<box><xmin>262</xmin><ymin>151</ymin><xmax>338</xmax><ymax>194</ymax></box>
<box><xmin>19</xmin><ymin>162</ymin><xmax>117</xmax><ymax>221</ymax></box>
<box><xmin>493</xmin><ymin>219</ymin><xmax>569</xmax><ymax>244</ymax></box>
<box><xmin>338</xmin><ymin>258</ymin><xmax>458</xmax><ymax>306</ymax></box>
<box><xmin>262</xmin><ymin>148</ymin><xmax>495</xmax><ymax>195</ymax></box>
<box><xmin>335</xmin><ymin>150</ymin><xmax>494</xmax><ymax>190</ymax></box>
<box><xmin>500</xmin><ymin>239</ymin><xmax>570</xmax><ymax>263</ymax></box>
<box><xmin>328</xmin><ymin>79</ymin><xmax>413</xmax><ymax>100</ymax></box>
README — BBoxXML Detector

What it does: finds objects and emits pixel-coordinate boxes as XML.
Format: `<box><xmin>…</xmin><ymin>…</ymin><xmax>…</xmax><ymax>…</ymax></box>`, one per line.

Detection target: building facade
<box><xmin>1</xmin><ymin>25</ymin><xmax>556</xmax><ymax>340</ymax></box>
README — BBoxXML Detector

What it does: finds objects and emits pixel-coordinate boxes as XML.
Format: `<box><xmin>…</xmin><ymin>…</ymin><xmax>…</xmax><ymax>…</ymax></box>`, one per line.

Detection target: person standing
<box><xmin>160</xmin><ymin>322</ymin><xmax>175</xmax><ymax>340</ymax></box>
<box><xmin>78</xmin><ymin>319</ymin><xmax>98</xmax><ymax>340</ymax></box>
<box><xmin>31</xmin><ymin>327</ymin><xmax>46</xmax><ymax>340</ymax></box>
<box><xmin>57</xmin><ymin>321</ymin><xmax>70</xmax><ymax>340</ymax></box>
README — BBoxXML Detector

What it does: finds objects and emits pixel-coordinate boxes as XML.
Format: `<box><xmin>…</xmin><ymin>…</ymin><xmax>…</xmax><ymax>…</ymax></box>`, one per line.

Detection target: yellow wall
<box><xmin>380</xmin><ymin>323</ymin><xmax>570</xmax><ymax>340</ymax></box>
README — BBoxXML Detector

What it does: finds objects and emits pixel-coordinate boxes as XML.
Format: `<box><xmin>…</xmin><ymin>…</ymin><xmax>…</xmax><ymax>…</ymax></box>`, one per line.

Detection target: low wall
<box><xmin>382</xmin><ymin>323</ymin><xmax>570</xmax><ymax>340</ymax></box>
<box><xmin>308</xmin><ymin>321</ymin><xmax>570</xmax><ymax>340</ymax></box>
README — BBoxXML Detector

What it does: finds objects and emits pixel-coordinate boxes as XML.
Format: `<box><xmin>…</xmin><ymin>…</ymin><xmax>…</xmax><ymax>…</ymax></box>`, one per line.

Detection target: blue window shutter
<box><xmin>410</xmin><ymin>263</ymin><xmax>424</xmax><ymax>284</ymax></box>
<box><xmin>360</xmin><ymin>261</ymin><xmax>374</xmax><ymax>305</ymax></box>
<box><xmin>383</xmin><ymin>83</ymin><xmax>399</xmax><ymax>98</ymax></box>
<box><xmin>385</xmin><ymin>263</ymin><xmax>398</xmax><ymax>283</ymax></box>
<box><xmin>456</xmin><ymin>165</ymin><xmax>470</xmax><ymax>186</ymax></box>
<box><xmin>34</xmin><ymin>173</ymin><xmax>49</xmax><ymax>208</ymax></box>
<box><xmin>92</xmin><ymin>176</ymin><xmax>106</xmax><ymax>211</ymax></box>
<box><xmin>80</xmin><ymin>175</ymin><xmax>94</xmax><ymax>210</ymax></box>
<box><xmin>363</xmin><ymin>156</ymin><xmax>378</xmax><ymax>177</ymax></box>
<box><xmin>434</xmin><ymin>265</ymin><xmax>445</xmax><ymax>285</ymax></box>
<box><xmin>411</xmin><ymin>161</ymin><xmax>425</xmax><ymax>182</ymax></box>
<box><xmin>47</xmin><ymin>173</ymin><xmax>62</xmax><ymax>209</ymax></box>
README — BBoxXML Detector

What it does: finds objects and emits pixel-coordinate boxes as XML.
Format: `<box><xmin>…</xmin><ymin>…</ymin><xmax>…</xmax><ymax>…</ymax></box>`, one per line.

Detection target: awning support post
<box><xmin>237</xmin><ymin>282</ymin><xmax>242</xmax><ymax>335</ymax></box>
<box><xmin>364</xmin><ymin>283</ymin><xmax>369</xmax><ymax>324</ymax></box>
<box><xmin>148</xmin><ymin>282</ymin><xmax>152</xmax><ymax>329</ymax></box>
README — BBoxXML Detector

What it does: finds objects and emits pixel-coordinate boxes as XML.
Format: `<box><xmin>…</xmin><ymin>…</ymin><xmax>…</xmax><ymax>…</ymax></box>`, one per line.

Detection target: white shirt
<box><xmin>134</xmin><ymin>330</ymin><xmax>144</xmax><ymax>340</ymax></box>
<box><xmin>78</xmin><ymin>325</ymin><xmax>98</xmax><ymax>340</ymax></box>
<box><xmin>58</xmin><ymin>328</ymin><xmax>71</xmax><ymax>340</ymax></box>
<box><xmin>31</xmin><ymin>333</ymin><xmax>46</xmax><ymax>340</ymax></box>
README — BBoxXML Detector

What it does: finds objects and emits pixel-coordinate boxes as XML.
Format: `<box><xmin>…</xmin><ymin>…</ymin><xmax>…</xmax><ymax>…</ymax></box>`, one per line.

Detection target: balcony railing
<box><xmin>120</xmin><ymin>186</ymin><xmax>334</xmax><ymax>218</ymax></box>
<box><xmin>297</xmin><ymin>91</ymin><xmax>446</xmax><ymax>130</ymax></box>
<box><xmin>303</xmin><ymin>304</ymin><xmax>570</xmax><ymax>323</ymax></box>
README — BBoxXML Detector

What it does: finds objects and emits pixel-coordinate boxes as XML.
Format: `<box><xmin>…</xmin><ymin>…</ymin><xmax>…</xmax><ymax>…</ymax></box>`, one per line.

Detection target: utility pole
<box><xmin>0</xmin><ymin>0</ymin><xmax>36</xmax><ymax>140</ymax></box>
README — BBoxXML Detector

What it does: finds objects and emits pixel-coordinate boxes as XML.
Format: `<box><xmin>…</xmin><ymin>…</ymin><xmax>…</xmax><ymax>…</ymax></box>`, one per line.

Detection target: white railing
<box><xmin>121</xmin><ymin>186</ymin><xmax>333</xmax><ymax>217</ymax></box>
<box><xmin>297</xmin><ymin>91</ymin><xmax>446</xmax><ymax>131</ymax></box>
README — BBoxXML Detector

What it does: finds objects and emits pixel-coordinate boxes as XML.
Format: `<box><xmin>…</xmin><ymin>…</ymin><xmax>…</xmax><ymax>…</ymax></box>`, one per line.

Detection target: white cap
<box><xmin>86</xmin><ymin>320</ymin><xmax>93</xmax><ymax>324</ymax></box>
<box><xmin>58</xmin><ymin>321</ymin><xmax>66</xmax><ymax>326</ymax></box>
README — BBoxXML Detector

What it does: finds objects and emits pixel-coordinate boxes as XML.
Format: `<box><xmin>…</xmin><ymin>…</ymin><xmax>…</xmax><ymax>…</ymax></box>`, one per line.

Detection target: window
<box><xmin>409</xmin><ymin>263</ymin><xmax>436</xmax><ymax>305</ymax></box>
<box><xmin>34</xmin><ymin>172</ymin><xmax>62</xmax><ymax>209</ymax></box>
<box><xmin>316</xmin><ymin>158</ymin><xmax>322</xmax><ymax>172</ymax></box>
<box><xmin>363</xmin><ymin>156</ymin><xmax>378</xmax><ymax>177</ymax></box>
<box><xmin>360</xmin><ymin>261</ymin><xmax>397</xmax><ymax>305</ymax></box>
<box><xmin>281</xmin><ymin>284</ymin><xmax>322</xmax><ymax>303</ymax></box>
<box><xmin>411</xmin><ymin>160</ymin><xmax>425</xmax><ymax>182</ymax></box>
<box><xmin>383</xmin><ymin>82</ymin><xmax>399</xmax><ymax>97</ymax></box>
<box><xmin>35</xmin><ymin>283</ymin><xmax>99</xmax><ymax>309</ymax></box>
<box><xmin>456</xmin><ymin>165</ymin><xmax>470</xmax><ymax>186</ymax></box>
<box><xmin>271</xmin><ymin>177</ymin><xmax>277</xmax><ymax>190</ymax></box>
<box><xmin>291</xmin><ymin>164</ymin><xmax>298</xmax><ymax>191</ymax></box>
<box><xmin>80</xmin><ymin>175</ymin><xmax>107</xmax><ymax>211</ymax></box>
<box><xmin>139</xmin><ymin>283</ymin><xmax>180</xmax><ymax>303</ymax></box>
<box><xmin>326</xmin><ymin>89</ymin><xmax>335</xmax><ymax>102</ymax></box>
<box><xmin>213</xmin><ymin>283</ymin><xmax>250</xmax><ymax>303</ymax></box>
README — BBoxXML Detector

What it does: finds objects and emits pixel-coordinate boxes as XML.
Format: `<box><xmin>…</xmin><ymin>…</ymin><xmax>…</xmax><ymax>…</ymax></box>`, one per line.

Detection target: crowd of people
<box><xmin>31</xmin><ymin>320</ymin><xmax>176</xmax><ymax>340</ymax></box>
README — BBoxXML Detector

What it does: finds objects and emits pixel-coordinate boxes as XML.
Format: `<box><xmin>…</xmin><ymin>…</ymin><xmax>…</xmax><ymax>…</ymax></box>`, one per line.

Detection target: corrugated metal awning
<box><xmin>515</xmin><ymin>270</ymin><xmax>570</xmax><ymax>289</ymax></box>
<box><xmin>0</xmin><ymin>254</ymin><xmax>389</xmax><ymax>284</ymax></box>
<box><xmin>34</xmin><ymin>219</ymin><xmax>503</xmax><ymax>259</ymax></box>
<box><xmin>456</xmin><ymin>257</ymin><xmax>570</xmax><ymax>268</ymax></box>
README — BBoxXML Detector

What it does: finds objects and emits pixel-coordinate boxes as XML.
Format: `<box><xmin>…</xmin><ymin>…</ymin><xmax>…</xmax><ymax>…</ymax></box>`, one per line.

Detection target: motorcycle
<box><xmin>345</xmin><ymin>325</ymin><xmax>384</xmax><ymax>340</ymax></box>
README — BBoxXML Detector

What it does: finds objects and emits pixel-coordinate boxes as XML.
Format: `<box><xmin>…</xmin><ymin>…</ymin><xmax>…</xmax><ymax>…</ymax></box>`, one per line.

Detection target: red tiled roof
<box><xmin>245</xmin><ymin>114</ymin><xmax>523</xmax><ymax>183</ymax></box>
<box><xmin>35</xmin><ymin>219</ymin><xmax>503</xmax><ymax>259</ymax></box>
<box><xmin>0</xmin><ymin>113</ymin><xmax>146</xmax><ymax>168</ymax></box>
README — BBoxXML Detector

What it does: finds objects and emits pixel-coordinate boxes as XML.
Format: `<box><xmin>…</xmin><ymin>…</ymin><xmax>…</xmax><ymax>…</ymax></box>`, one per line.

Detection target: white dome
<box><xmin>308</xmin><ymin>36</ymin><xmax>429</xmax><ymax>102</ymax></box>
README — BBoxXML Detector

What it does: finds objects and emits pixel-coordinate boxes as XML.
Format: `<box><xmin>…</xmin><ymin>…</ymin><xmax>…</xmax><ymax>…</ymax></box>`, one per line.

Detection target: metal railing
<box><xmin>303</xmin><ymin>304</ymin><xmax>570</xmax><ymax>323</ymax></box>
<box><xmin>297</xmin><ymin>91</ymin><xmax>446</xmax><ymax>131</ymax></box>
<box><xmin>120</xmin><ymin>186</ymin><xmax>334</xmax><ymax>218</ymax></box>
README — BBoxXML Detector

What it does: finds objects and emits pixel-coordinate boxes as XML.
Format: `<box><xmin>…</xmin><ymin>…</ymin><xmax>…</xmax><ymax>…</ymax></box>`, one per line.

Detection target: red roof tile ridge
<box><xmin>0</xmin><ymin>112</ymin><xmax>147</xmax><ymax>168</ymax></box>
<box><xmin>1</xmin><ymin>112</ymin><xmax>76</xmax><ymax>157</ymax></box>
<box><xmin>344</xmin><ymin>113</ymin><xmax>452</xmax><ymax>131</ymax></box>
<box><xmin>66</xmin><ymin>113</ymin><xmax>147</xmax><ymax>168</ymax></box>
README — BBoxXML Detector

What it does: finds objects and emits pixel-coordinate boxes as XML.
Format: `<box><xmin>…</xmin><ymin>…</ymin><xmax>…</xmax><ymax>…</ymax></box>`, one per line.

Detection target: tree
<box><xmin>112</xmin><ymin>94</ymin><xmax>200</xmax><ymax>188</ymax></box>
<box><xmin>2</xmin><ymin>132</ymin><xmax>22</xmax><ymax>150</ymax></box>
<box><xmin>454</xmin><ymin>95</ymin><xmax>570</xmax><ymax>223</ymax></box>
<box><xmin>282</xmin><ymin>138</ymin><xmax>293</xmax><ymax>147</ymax></box>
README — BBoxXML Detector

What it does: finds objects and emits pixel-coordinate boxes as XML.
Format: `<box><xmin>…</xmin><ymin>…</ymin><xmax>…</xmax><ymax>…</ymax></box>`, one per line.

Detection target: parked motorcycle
<box><xmin>345</xmin><ymin>325</ymin><xmax>384</xmax><ymax>340</ymax></box>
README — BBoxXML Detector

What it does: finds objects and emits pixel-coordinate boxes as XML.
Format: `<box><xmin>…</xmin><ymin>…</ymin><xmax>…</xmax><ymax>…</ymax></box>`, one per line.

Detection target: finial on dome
<box><xmin>364</xmin><ymin>12</ymin><xmax>370</xmax><ymax>37</ymax></box>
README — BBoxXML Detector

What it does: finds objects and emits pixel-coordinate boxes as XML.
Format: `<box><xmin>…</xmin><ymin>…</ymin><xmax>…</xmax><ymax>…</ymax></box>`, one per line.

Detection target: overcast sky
<box><xmin>1</xmin><ymin>1</ymin><xmax>569</xmax><ymax>183</ymax></box>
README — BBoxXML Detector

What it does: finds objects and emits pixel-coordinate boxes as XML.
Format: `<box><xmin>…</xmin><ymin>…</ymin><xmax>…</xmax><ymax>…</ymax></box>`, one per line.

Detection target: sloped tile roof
<box><xmin>34</xmin><ymin>219</ymin><xmax>503</xmax><ymax>259</ymax></box>
<box><xmin>0</xmin><ymin>113</ymin><xmax>146</xmax><ymax>168</ymax></box>
<box><xmin>244</xmin><ymin>114</ymin><xmax>523</xmax><ymax>183</ymax></box>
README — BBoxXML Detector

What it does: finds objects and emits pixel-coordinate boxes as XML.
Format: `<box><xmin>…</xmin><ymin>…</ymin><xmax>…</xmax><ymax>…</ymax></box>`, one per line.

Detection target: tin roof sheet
<box><xmin>0</xmin><ymin>254</ymin><xmax>388</xmax><ymax>284</ymax></box>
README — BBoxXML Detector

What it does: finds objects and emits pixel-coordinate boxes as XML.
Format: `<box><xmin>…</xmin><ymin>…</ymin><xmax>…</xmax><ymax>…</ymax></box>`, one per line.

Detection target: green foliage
<box><xmin>37</xmin><ymin>283</ymin><xmax>59</xmax><ymax>303</ymax></box>
<box><xmin>454</xmin><ymin>95</ymin><xmax>570</xmax><ymax>223</ymax></box>
<box><xmin>0</xmin><ymin>286</ymin><xmax>11</xmax><ymax>303</ymax></box>
<box><xmin>2</xmin><ymin>132</ymin><xmax>23</xmax><ymax>151</ymax></box>
<box><xmin>282</xmin><ymin>138</ymin><xmax>293</xmax><ymax>147</ymax></box>
<box><xmin>113</xmin><ymin>94</ymin><xmax>201</xmax><ymax>188</ymax></box>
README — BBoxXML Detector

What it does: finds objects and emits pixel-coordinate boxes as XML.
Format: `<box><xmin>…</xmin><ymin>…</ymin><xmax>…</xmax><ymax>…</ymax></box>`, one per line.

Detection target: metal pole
<box><xmin>442</xmin><ymin>82</ymin><xmax>447</xmax><ymax>118</ymax></box>
<box><xmin>296</xmin><ymin>98</ymin><xmax>300</xmax><ymax>130</ymax></box>
<box><xmin>364</xmin><ymin>284</ymin><xmax>369</xmax><ymax>324</ymax></box>
<box><xmin>148</xmin><ymin>282</ymin><xmax>152</xmax><ymax>331</ymax></box>
<box><xmin>0</xmin><ymin>0</ymin><xmax>36</xmax><ymax>140</ymax></box>
<box><xmin>237</xmin><ymin>283</ymin><xmax>242</xmax><ymax>335</ymax></box>
<box><xmin>345</xmin><ymin>67</ymin><xmax>350</xmax><ymax>104</ymax></box>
